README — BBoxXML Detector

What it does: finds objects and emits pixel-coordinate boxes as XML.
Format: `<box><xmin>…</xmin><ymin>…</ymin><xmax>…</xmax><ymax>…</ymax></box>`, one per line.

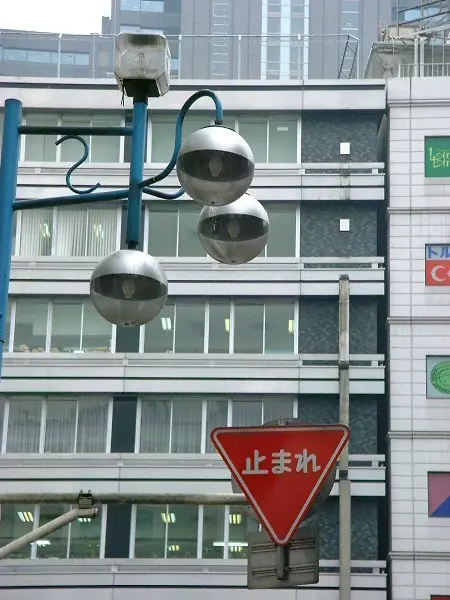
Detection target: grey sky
<box><xmin>2</xmin><ymin>0</ymin><xmax>111</xmax><ymax>34</ymax></box>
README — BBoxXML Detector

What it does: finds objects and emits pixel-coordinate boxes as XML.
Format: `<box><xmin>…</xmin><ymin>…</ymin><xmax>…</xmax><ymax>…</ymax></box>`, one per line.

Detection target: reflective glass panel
<box><xmin>232</xmin><ymin>399</ymin><xmax>262</xmax><ymax>427</ymax></box>
<box><xmin>148</xmin><ymin>204</ymin><xmax>178</xmax><ymax>256</ymax></box>
<box><xmin>178</xmin><ymin>205</ymin><xmax>204</xmax><ymax>257</ymax></box>
<box><xmin>166</xmin><ymin>505</ymin><xmax>198</xmax><ymax>558</ymax></box>
<box><xmin>19</xmin><ymin>208</ymin><xmax>53</xmax><ymax>256</ymax></box>
<box><xmin>86</xmin><ymin>207</ymin><xmax>117</xmax><ymax>256</ymax></box>
<box><xmin>76</xmin><ymin>397</ymin><xmax>109</xmax><ymax>452</ymax></box>
<box><xmin>264</xmin><ymin>300</ymin><xmax>295</xmax><ymax>354</ymax></box>
<box><xmin>0</xmin><ymin>398</ymin><xmax>4</xmax><ymax>449</ymax></box>
<box><xmin>202</xmin><ymin>506</ymin><xmax>225</xmax><ymax>558</ymax></box>
<box><xmin>238</xmin><ymin>117</ymin><xmax>267</xmax><ymax>163</ymax></box>
<box><xmin>60</xmin><ymin>115</ymin><xmax>91</xmax><ymax>162</ymax></box>
<box><xmin>208</xmin><ymin>300</ymin><xmax>230</xmax><ymax>353</ymax></box>
<box><xmin>6</xmin><ymin>399</ymin><xmax>42</xmax><ymax>452</ymax></box>
<box><xmin>205</xmin><ymin>398</ymin><xmax>228</xmax><ymax>453</ymax></box>
<box><xmin>228</xmin><ymin>511</ymin><xmax>259</xmax><ymax>558</ymax></box>
<box><xmin>151</xmin><ymin>115</ymin><xmax>176</xmax><ymax>163</ymax></box>
<box><xmin>82</xmin><ymin>301</ymin><xmax>112</xmax><ymax>352</ymax></box>
<box><xmin>50</xmin><ymin>299</ymin><xmax>82</xmax><ymax>352</ymax></box>
<box><xmin>140</xmin><ymin>397</ymin><xmax>171</xmax><ymax>453</ymax></box>
<box><xmin>0</xmin><ymin>505</ymin><xmax>34</xmax><ymax>558</ymax></box>
<box><xmin>54</xmin><ymin>207</ymin><xmax>88</xmax><ymax>256</ymax></box>
<box><xmin>268</xmin><ymin>117</ymin><xmax>298</xmax><ymax>162</ymax></box>
<box><xmin>174</xmin><ymin>300</ymin><xmax>205</xmax><ymax>353</ymax></box>
<box><xmin>234</xmin><ymin>300</ymin><xmax>264</xmax><ymax>353</ymax></box>
<box><xmin>144</xmin><ymin>299</ymin><xmax>175</xmax><ymax>352</ymax></box>
<box><xmin>264</xmin><ymin>204</ymin><xmax>296</xmax><ymax>257</ymax></box>
<box><xmin>91</xmin><ymin>115</ymin><xmax>121</xmax><ymax>162</ymax></box>
<box><xmin>4</xmin><ymin>301</ymin><xmax>10</xmax><ymax>351</ymax></box>
<box><xmin>14</xmin><ymin>298</ymin><xmax>48</xmax><ymax>352</ymax></box>
<box><xmin>262</xmin><ymin>396</ymin><xmax>294</xmax><ymax>424</ymax></box>
<box><xmin>44</xmin><ymin>400</ymin><xmax>77</xmax><ymax>453</ymax></box>
<box><xmin>171</xmin><ymin>398</ymin><xmax>202</xmax><ymax>453</ymax></box>
<box><xmin>181</xmin><ymin>114</ymin><xmax>211</xmax><ymax>142</ymax></box>
<box><xmin>69</xmin><ymin>507</ymin><xmax>102</xmax><ymax>557</ymax></box>
<box><xmin>37</xmin><ymin>505</ymin><xmax>70</xmax><ymax>558</ymax></box>
<box><xmin>135</xmin><ymin>505</ymin><xmax>166</xmax><ymax>558</ymax></box>
<box><xmin>24</xmin><ymin>114</ymin><xmax>58</xmax><ymax>161</ymax></box>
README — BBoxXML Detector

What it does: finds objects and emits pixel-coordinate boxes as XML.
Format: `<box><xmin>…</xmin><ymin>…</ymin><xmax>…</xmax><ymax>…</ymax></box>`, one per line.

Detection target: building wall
<box><xmin>0</xmin><ymin>80</ymin><xmax>387</xmax><ymax>599</ymax></box>
<box><xmin>388</xmin><ymin>77</ymin><xmax>450</xmax><ymax>600</ymax></box>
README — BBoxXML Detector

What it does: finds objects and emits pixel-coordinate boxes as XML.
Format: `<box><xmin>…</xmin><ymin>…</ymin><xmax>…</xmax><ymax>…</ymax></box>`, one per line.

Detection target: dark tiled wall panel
<box><xmin>301</xmin><ymin>111</ymin><xmax>380</xmax><ymax>163</ymax></box>
<box><xmin>298</xmin><ymin>297</ymin><xmax>378</xmax><ymax>354</ymax></box>
<box><xmin>297</xmin><ymin>395</ymin><xmax>378</xmax><ymax>454</ymax></box>
<box><xmin>305</xmin><ymin>497</ymin><xmax>378</xmax><ymax>560</ymax></box>
<box><xmin>300</xmin><ymin>201</ymin><xmax>379</xmax><ymax>257</ymax></box>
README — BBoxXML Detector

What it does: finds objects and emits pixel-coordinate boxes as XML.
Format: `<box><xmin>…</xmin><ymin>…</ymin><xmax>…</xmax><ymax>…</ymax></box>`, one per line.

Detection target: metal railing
<box><xmin>0</xmin><ymin>31</ymin><xmax>359</xmax><ymax>81</ymax></box>
<box><xmin>397</xmin><ymin>61</ymin><xmax>450</xmax><ymax>76</ymax></box>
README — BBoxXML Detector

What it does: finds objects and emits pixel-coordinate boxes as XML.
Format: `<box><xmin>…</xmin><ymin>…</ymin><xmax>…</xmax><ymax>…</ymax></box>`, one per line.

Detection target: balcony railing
<box><xmin>397</xmin><ymin>61</ymin><xmax>450</xmax><ymax>77</ymax></box>
<box><xmin>0</xmin><ymin>31</ymin><xmax>358</xmax><ymax>81</ymax></box>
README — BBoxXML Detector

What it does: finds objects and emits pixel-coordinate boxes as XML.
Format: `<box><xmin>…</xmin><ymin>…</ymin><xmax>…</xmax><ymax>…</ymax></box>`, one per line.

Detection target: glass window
<box><xmin>264</xmin><ymin>204</ymin><xmax>296</xmax><ymax>257</ymax></box>
<box><xmin>91</xmin><ymin>115</ymin><xmax>121</xmax><ymax>162</ymax></box>
<box><xmin>148</xmin><ymin>204</ymin><xmax>178</xmax><ymax>256</ymax></box>
<box><xmin>205</xmin><ymin>398</ymin><xmax>228</xmax><ymax>453</ymax></box>
<box><xmin>234</xmin><ymin>300</ymin><xmax>264</xmax><ymax>353</ymax></box>
<box><xmin>202</xmin><ymin>506</ymin><xmax>225</xmax><ymax>558</ymax></box>
<box><xmin>4</xmin><ymin>301</ymin><xmax>11</xmax><ymax>352</ymax></box>
<box><xmin>151</xmin><ymin>115</ymin><xmax>176</xmax><ymax>163</ymax></box>
<box><xmin>135</xmin><ymin>505</ymin><xmax>166</xmax><ymax>558</ymax></box>
<box><xmin>54</xmin><ymin>207</ymin><xmax>87</xmax><ymax>256</ymax></box>
<box><xmin>141</xmin><ymin>0</ymin><xmax>164</xmax><ymax>11</ymax></box>
<box><xmin>228</xmin><ymin>511</ymin><xmax>259</xmax><ymax>558</ymax></box>
<box><xmin>144</xmin><ymin>299</ymin><xmax>174</xmax><ymax>353</ymax></box>
<box><xmin>44</xmin><ymin>400</ymin><xmax>77</xmax><ymax>453</ymax></box>
<box><xmin>50</xmin><ymin>299</ymin><xmax>82</xmax><ymax>352</ymax></box>
<box><xmin>7</xmin><ymin>399</ymin><xmax>42</xmax><ymax>452</ymax></box>
<box><xmin>178</xmin><ymin>205</ymin><xmax>204</xmax><ymax>257</ymax></box>
<box><xmin>268</xmin><ymin>117</ymin><xmax>297</xmax><ymax>162</ymax></box>
<box><xmin>238</xmin><ymin>117</ymin><xmax>267</xmax><ymax>163</ymax></box>
<box><xmin>208</xmin><ymin>300</ymin><xmax>230</xmax><ymax>353</ymax></box>
<box><xmin>174</xmin><ymin>300</ymin><xmax>205</xmax><ymax>353</ymax></box>
<box><xmin>14</xmin><ymin>298</ymin><xmax>48</xmax><ymax>352</ymax></box>
<box><xmin>37</xmin><ymin>505</ymin><xmax>70</xmax><ymax>558</ymax></box>
<box><xmin>76</xmin><ymin>398</ymin><xmax>109</xmax><ymax>452</ymax></box>
<box><xmin>24</xmin><ymin>114</ymin><xmax>58</xmax><ymax>161</ymax></box>
<box><xmin>171</xmin><ymin>398</ymin><xmax>202</xmax><ymax>453</ymax></box>
<box><xmin>82</xmin><ymin>301</ymin><xmax>112</xmax><ymax>352</ymax></box>
<box><xmin>69</xmin><ymin>507</ymin><xmax>102</xmax><ymax>558</ymax></box>
<box><xmin>262</xmin><ymin>396</ymin><xmax>294</xmax><ymax>423</ymax></box>
<box><xmin>264</xmin><ymin>300</ymin><xmax>295</xmax><ymax>354</ymax></box>
<box><xmin>0</xmin><ymin>505</ymin><xmax>34</xmax><ymax>558</ymax></box>
<box><xmin>181</xmin><ymin>115</ymin><xmax>211</xmax><ymax>142</ymax></box>
<box><xmin>232</xmin><ymin>399</ymin><xmax>262</xmax><ymax>427</ymax></box>
<box><xmin>167</xmin><ymin>505</ymin><xmax>198</xmax><ymax>558</ymax></box>
<box><xmin>0</xmin><ymin>398</ymin><xmax>4</xmax><ymax>448</ymax></box>
<box><xmin>74</xmin><ymin>53</ymin><xmax>90</xmax><ymax>67</ymax></box>
<box><xmin>140</xmin><ymin>397</ymin><xmax>171</xmax><ymax>453</ymax></box>
<box><xmin>60</xmin><ymin>115</ymin><xmax>90</xmax><ymax>162</ymax></box>
<box><xmin>86</xmin><ymin>207</ymin><xmax>118</xmax><ymax>256</ymax></box>
<box><xmin>19</xmin><ymin>208</ymin><xmax>53</xmax><ymax>256</ymax></box>
<box><xmin>3</xmin><ymin>49</ymin><xmax>27</xmax><ymax>61</ymax></box>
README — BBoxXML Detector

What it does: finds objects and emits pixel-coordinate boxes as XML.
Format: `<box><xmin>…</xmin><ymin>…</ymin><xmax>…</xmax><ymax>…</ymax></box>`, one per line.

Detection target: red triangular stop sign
<box><xmin>211</xmin><ymin>424</ymin><xmax>350</xmax><ymax>546</ymax></box>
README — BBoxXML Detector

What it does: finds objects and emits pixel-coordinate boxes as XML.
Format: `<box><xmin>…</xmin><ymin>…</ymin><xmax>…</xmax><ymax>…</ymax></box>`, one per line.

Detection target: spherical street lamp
<box><xmin>176</xmin><ymin>125</ymin><xmax>255</xmax><ymax>206</ymax></box>
<box><xmin>90</xmin><ymin>249</ymin><xmax>168</xmax><ymax>327</ymax></box>
<box><xmin>197</xmin><ymin>193</ymin><xmax>270</xmax><ymax>264</ymax></box>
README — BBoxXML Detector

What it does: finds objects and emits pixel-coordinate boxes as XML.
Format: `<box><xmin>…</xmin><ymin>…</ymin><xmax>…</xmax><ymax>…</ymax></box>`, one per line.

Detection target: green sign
<box><xmin>425</xmin><ymin>137</ymin><xmax>450</xmax><ymax>178</ymax></box>
<box><xmin>427</xmin><ymin>356</ymin><xmax>450</xmax><ymax>398</ymax></box>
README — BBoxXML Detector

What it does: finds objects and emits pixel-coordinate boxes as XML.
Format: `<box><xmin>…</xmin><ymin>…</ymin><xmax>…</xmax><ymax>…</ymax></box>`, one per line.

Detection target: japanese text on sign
<box><xmin>242</xmin><ymin>449</ymin><xmax>321</xmax><ymax>475</ymax></box>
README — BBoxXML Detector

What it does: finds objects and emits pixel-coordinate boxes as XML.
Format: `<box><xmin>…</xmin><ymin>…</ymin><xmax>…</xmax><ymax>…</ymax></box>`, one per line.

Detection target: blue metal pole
<box><xmin>0</xmin><ymin>99</ymin><xmax>22</xmax><ymax>380</ymax></box>
<box><xmin>126</xmin><ymin>100</ymin><xmax>148</xmax><ymax>249</ymax></box>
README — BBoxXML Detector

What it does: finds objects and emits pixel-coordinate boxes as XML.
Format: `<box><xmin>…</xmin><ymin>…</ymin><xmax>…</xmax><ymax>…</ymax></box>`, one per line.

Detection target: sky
<box><xmin>1</xmin><ymin>0</ymin><xmax>111</xmax><ymax>34</ymax></box>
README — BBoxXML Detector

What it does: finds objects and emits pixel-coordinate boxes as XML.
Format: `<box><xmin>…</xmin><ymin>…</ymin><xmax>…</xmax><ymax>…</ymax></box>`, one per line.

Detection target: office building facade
<box><xmin>388</xmin><ymin>77</ymin><xmax>450</xmax><ymax>600</ymax></box>
<box><xmin>0</xmin><ymin>77</ymin><xmax>387</xmax><ymax>599</ymax></box>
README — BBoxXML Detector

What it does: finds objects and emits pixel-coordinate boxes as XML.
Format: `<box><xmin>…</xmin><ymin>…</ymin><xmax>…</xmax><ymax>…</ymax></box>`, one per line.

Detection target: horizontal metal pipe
<box><xmin>19</xmin><ymin>126</ymin><xmax>134</xmax><ymax>137</ymax></box>
<box><xmin>0</xmin><ymin>493</ymin><xmax>247</xmax><ymax>505</ymax></box>
<box><xmin>13</xmin><ymin>188</ymin><xmax>130</xmax><ymax>211</ymax></box>
<box><xmin>0</xmin><ymin>507</ymin><xmax>98</xmax><ymax>560</ymax></box>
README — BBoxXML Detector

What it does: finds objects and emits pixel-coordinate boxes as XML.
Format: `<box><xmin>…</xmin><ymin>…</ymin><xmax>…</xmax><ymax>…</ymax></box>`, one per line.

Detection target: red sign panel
<box><xmin>211</xmin><ymin>424</ymin><xmax>350</xmax><ymax>546</ymax></box>
<box><xmin>426</xmin><ymin>245</ymin><xmax>450</xmax><ymax>286</ymax></box>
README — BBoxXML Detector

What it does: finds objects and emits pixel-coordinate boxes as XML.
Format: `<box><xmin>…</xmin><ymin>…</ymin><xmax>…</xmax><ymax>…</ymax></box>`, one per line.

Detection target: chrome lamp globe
<box><xmin>90</xmin><ymin>250</ymin><xmax>168</xmax><ymax>327</ymax></box>
<box><xmin>176</xmin><ymin>125</ymin><xmax>255</xmax><ymax>206</ymax></box>
<box><xmin>197</xmin><ymin>193</ymin><xmax>270</xmax><ymax>264</ymax></box>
